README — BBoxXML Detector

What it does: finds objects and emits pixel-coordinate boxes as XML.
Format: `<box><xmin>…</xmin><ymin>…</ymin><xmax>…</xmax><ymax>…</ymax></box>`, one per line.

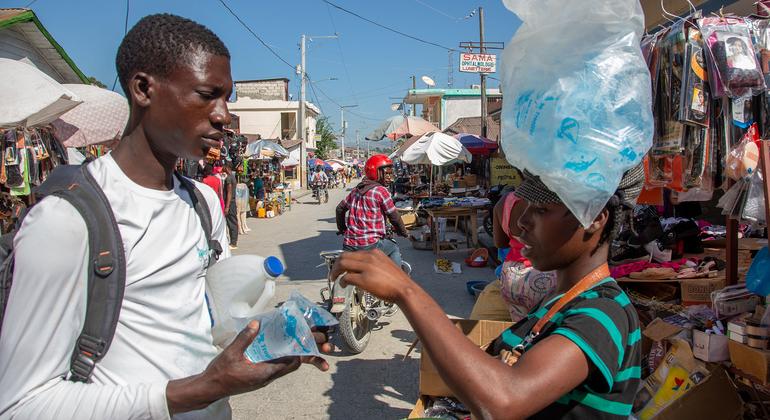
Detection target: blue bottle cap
<box><xmin>263</xmin><ymin>256</ymin><xmax>285</xmax><ymax>278</ymax></box>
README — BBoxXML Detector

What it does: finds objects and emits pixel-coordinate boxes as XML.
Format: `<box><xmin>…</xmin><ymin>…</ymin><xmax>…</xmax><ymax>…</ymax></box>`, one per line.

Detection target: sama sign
<box><xmin>459</xmin><ymin>53</ymin><xmax>496</xmax><ymax>73</ymax></box>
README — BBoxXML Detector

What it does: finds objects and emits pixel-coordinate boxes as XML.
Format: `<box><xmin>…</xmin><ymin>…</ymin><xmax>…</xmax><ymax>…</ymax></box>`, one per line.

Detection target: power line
<box><xmin>413</xmin><ymin>0</ymin><xmax>466</xmax><ymax>21</ymax></box>
<box><xmin>325</xmin><ymin>4</ymin><xmax>359</xmax><ymax>106</ymax></box>
<box><xmin>217</xmin><ymin>0</ymin><xmax>295</xmax><ymax>70</ymax></box>
<box><xmin>111</xmin><ymin>0</ymin><xmax>130</xmax><ymax>91</ymax></box>
<box><xmin>310</xmin><ymin>79</ymin><xmax>383</xmax><ymax>121</ymax></box>
<box><xmin>322</xmin><ymin>0</ymin><xmax>456</xmax><ymax>52</ymax></box>
<box><xmin>307</xmin><ymin>80</ymin><xmax>326</xmax><ymax>116</ymax></box>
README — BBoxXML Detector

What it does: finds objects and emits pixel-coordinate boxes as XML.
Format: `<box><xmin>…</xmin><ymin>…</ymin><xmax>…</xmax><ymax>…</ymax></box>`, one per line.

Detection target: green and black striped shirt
<box><xmin>489</xmin><ymin>277</ymin><xmax>641</xmax><ymax>419</ymax></box>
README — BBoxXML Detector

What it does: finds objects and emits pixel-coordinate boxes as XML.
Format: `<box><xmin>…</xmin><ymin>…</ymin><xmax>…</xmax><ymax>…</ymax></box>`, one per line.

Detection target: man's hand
<box><xmin>330</xmin><ymin>249</ymin><xmax>414</xmax><ymax>304</ymax></box>
<box><xmin>166</xmin><ymin>320</ymin><xmax>331</xmax><ymax>414</ymax></box>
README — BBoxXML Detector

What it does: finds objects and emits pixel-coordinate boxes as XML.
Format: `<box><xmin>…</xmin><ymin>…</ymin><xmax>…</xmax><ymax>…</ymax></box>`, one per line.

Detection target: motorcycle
<box><xmin>318</xmin><ymin>248</ymin><xmax>411</xmax><ymax>354</ymax></box>
<box><xmin>311</xmin><ymin>181</ymin><xmax>329</xmax><ymax>205</ymax></box>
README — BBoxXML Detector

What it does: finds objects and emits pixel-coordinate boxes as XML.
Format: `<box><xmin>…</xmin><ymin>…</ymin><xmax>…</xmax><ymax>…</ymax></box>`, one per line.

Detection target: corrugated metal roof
<box><xmin>0</xmin><ymin>8</ymin><xmax>27</xmax><ymax>22</ymax></box>
<box><xmin>0</xmin><ymin>8</ymin><xmax>86</xmax><ymax>84</ymax></box>
<box><xmin>443</xmin><ymin>116</ymin><xmax>501</xmax><ymax>142</ymax></box>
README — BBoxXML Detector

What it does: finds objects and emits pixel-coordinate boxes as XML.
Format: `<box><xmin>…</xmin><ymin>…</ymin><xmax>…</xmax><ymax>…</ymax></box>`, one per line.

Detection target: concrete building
<box><xmin>0</xmin><ymin>8</ymin><xmax>87</xmax><ymax>83</ymax></box>
<box><xmin>403</xmin><ymin>87</ymin><xmax>502</xmax><ymax>131</ymax></box>
<box><xmin>227</xmin><ymin>78</ymin><xmax>320</xmax><ymax>148</ymax></box>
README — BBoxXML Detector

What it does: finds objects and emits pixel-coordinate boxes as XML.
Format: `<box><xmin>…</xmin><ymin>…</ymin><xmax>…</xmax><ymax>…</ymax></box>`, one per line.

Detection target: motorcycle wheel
<box><xmin>317</xmin><ymin>190</ymin><xmax>322</xmax><ymax>205</ymax></box>
<box><xmin>338</xmin><ymin>286</ymin><xmax>372</xmax><ymax>354</ymax></box>
<box><xmin>324</xmin><ymin>190</ymin><xmax>329</xmax><ymax>203</ymax></box>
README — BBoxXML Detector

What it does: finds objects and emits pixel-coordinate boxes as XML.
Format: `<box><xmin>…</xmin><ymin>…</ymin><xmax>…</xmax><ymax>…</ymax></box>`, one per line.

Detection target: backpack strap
<box><xmin>38</xmin><ymin>164</ymin><xmax>126</xmax><ymax>383</ymax></box>
<box><xmin>175</xmin><ymin>172</ymin><xmax>222</xmax><ymax>265</ymax></box>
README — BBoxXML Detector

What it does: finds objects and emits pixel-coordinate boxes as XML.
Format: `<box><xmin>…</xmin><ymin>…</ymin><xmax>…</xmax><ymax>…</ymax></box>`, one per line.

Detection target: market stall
<box><xmin>0</xmin><ymin>58</ymin><xmax>127</xmax><ymax>233</ymax></box>
<box><xmin>411</xmin><ymin>3</ymin><xmax>770</xmax><ymax>418</ymax></box>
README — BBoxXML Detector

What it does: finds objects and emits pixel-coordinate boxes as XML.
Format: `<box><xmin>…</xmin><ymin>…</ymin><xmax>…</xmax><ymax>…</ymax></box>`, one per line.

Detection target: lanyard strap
<box><xmin>529</xmin><ymin>263</ymin><xmax>611</xmax><ymax>338</ymax></box>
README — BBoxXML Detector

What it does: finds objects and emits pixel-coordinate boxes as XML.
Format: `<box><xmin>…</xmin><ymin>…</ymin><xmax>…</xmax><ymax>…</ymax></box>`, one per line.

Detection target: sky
<box><xmin>2</xmin><ymin>0</ymin><xmax>521</xmax><ymax>149</ymax></box>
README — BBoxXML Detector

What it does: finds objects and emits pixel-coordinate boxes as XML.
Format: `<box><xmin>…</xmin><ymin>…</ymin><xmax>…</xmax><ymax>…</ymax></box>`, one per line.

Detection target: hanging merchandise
<box><xmin>655</xmin><ymin>21</ymin><xmax>687</xmax><ymax>154</ymax></box>
<box><xmin>698</xmin><ymin>17</ymin><xmax>766</xmax><ymax>98</ymax></box>
<box><xmin>679</xmin><ymin>26</ymin><xmax>710</xmax><ymax>127</ymax></box>
<box><xmin>682</xmin><ymin>125</ymin><xmax>710</xmax><ymax>189</ymax></box>
<box><xmin>725</xmin><ymin>123</ymin><xmax>760</xmax><ymax>180</ymax></box>
<box><xmin>642</xmin><ymin>30</ymin><xmax>664</xmax><ymax>110</ymax></box>
<box><xmin>750</xmin><ymin>18</ymin><xmax>770</xmax><ymax>86</ymax></box>
<box><xmin>740</xmin><ymin>168</ymin><xmax>766</xmax><ymax>225</ymax></box>
<box><xmin>499</xmin><ymin>0</ymin><xmax>653</xmax><ymax>227</ymax></box>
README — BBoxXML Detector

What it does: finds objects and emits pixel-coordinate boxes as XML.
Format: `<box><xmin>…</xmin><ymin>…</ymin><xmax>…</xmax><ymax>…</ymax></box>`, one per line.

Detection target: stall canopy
<box><xmin>245</xmin><ymin>139</ymin><xmax>289</xmax><ymax>159</ymax></box>
<box><xmin>52</xmin><ymin>84</ymin><xmax>129</xmax><ymax>147</ymax></box>
<box><xmin>365</xmin><ymin>115</ymin><xmax>439</xmax><ymax>141</ymax></box>
<box><xmin>308</xmin><ymin>157</ymin><xmax>333</xmax><ymax>170</ymax></box>
<box><xmin>400</xmin><ymin>131</ymin><xmax>472</xmax><ymax>166</ymax></box>
<box><xmin>454</xmin><ymin>133</ymin><xmax>499</xmax><ymax>156</ymax></box>
<box><xmin>0</xmin><ymin>58</ymin><xmax>81</xmax><ymax>128</ymax></box>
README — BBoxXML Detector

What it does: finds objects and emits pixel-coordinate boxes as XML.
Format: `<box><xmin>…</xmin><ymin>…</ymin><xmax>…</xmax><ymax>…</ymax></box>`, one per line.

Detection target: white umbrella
<box><xmin>400</xmin><ymin>131</ymin><xmax>472</xmax><ymax>166</ymax></box>
<box><xmin>400</xmin><ymin>131</ymin><xmax>471</xmax><ymax>197</ymax></box>
<box><xmin>0</xmin><ymin>58</ymin><xmax>81</xmax><ymax>128</ymax></box>
<box><xmin>52</xmin><ymin>84</ymin><xmax>129</xmax><ymax>147</ymax></box>
<box><xmin>245</xmin><ymin>140</ymin><xmax>289</xmax><ymax>158</ymax></box>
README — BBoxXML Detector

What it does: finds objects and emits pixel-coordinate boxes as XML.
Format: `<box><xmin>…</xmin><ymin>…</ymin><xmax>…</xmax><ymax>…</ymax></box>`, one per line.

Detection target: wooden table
<box><xmin>425</xmin><ymin>206</ymin><xmax>483</xmax><ymax>256</ymax></box>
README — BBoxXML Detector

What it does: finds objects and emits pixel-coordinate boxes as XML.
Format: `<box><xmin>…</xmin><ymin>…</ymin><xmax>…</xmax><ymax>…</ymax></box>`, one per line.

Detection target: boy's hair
<box><xmin>116</xmin><ymin>13</ymin><xmax>230</xmax><ymax>94</ymax></box>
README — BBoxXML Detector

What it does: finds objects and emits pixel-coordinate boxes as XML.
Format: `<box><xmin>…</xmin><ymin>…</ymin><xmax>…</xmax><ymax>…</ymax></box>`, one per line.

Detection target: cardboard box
<box><xmin>463</xmin><ymin>174</ymin><xmax>478</xmax><ymax>187</ymax></box>
<box><xmin>419</xmin><ymin>319</ymin><xmax>512</xmax><ymax>397</ymax></box>
<box><xmin>692</xmin><ymin>330</ymin><xmax>729</xmax><ymax>362</ymax></box>
<box><xmin>408</xmin><ymin>396</ymin><xmax>429</xmax><ymax>419</ymax></box>
<box><xmin>729</xmin><ymin>339</ymin><xmax>770</xmax><ymax>385</ymax></box>
<box><xmin>400</xmin><ymin>212</ymin><xmax>417</xmax><ymax>229</ymax></box>
<box><xmin>654</xmin><ymin>367</ymin><xmax>743</xmax><ymax>420</ymax></box>
<box><xmin>680</xmin><ymin>276</ymin><xmax>727</xmax><ymax>305</ymax></box>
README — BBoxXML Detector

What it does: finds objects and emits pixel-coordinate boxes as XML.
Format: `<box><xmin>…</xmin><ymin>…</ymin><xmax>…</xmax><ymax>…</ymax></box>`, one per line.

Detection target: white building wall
<box><xmin>443</xmin><ymin>97</ymin><xmax>482</xmax><ymax>129</ymax></box>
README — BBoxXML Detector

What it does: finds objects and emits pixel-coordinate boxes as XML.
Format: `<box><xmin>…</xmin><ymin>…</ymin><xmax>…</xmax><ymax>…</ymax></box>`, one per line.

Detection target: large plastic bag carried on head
<box><xmin>499</xmin><ymin>0</ymin><xmax>654</xmax><ymax>227</ymax></box>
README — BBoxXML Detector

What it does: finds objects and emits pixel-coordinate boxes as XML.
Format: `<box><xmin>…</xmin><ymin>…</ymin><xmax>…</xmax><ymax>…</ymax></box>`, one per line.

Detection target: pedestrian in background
<box><xmin>223</xmin><ymin>162</ymin><xmax>238</xmax><ymax>249</ymax></box>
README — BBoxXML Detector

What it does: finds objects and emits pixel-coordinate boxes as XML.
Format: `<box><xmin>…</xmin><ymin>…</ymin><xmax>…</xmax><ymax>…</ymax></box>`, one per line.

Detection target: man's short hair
<box><xmin>116</xmin><ymin>13</ymin><xmax>230</xmax><ymax>94</ymax></box>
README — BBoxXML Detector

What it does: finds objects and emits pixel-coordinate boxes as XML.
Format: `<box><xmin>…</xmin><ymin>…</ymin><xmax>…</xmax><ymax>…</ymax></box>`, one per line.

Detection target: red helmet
<box><xmin>364</xmin><ymin>154</ymin><xmax>393</xmax><ymax>182</ymax></box>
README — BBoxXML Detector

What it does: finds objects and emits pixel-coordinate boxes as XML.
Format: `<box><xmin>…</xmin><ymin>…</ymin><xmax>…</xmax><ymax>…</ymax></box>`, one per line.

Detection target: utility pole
<box><xmin>356</xmin><ymin>129</ymin><xmax>360</xmax><ymax>158</ymax></box>
<box><xmin>340</xmin><ymin>104</ymin><xmax>358</xmax><ymax>162</ymax></box>
<box><xmin>411</xmin><ymin>75</ymin><xmax>417</xmax><ymax>116</ymax></box>
<box><xmin>298</xmin><ymin>34</ymin><xmax>338</xmax><ymax>189</ymax></box>
<box><xmin>299</xmin><ymin>34</ymin><xmax>307</xmax><ymax>189</ymax></box>
<box><xmin>479</xmin><ymin>6</ymin><xmax>487</xmax><ymax>139</ymax></box>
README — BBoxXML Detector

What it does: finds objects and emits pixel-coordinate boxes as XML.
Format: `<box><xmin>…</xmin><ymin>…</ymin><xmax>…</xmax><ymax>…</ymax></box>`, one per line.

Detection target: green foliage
<box><xmin>314</xmin><ymin>116</ymin><xmax>337</xmax><ymax>160</ymax></box>
<box><xmin>87</xmin><ymin>76</ymin><xmax>107</xmax><ymax>89</ymax></box>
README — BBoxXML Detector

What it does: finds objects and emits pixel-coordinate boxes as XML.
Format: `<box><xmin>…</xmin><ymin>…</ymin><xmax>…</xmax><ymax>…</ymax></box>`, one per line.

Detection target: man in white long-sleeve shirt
<box><xmin>0</xmin><ymin>14</ymin><xmax>329</xmax><ymax>419</ymax></box>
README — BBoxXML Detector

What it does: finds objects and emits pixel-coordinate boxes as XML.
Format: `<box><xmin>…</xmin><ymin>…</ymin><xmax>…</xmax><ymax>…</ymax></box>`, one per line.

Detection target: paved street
<box><xmin>229</xmin><ymin>184</ymin><xmax>494</xmax><ymax>419</ymax></box>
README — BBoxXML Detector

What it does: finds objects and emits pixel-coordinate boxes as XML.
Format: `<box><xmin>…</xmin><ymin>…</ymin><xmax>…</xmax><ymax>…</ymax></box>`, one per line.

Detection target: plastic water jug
<box><xmin>205</xmin><ymin>255</ymin><xmax>285</xmax><ymax>346</ymax></box>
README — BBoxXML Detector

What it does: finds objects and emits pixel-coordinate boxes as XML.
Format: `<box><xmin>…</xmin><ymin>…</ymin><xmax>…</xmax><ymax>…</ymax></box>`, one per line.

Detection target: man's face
<box><xmin>381</xmin><ymin>166</ymin><xmax>395</xmax><ymax>185</ymax></box>
<box><xmin>143</xmin><ymin>51</ymin><xmax>233</xmax><ymax>161</ymax></box>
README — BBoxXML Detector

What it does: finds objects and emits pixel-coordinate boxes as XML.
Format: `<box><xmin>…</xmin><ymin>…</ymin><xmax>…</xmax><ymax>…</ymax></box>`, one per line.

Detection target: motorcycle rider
<box><xmin>311</xmin><ymin>165</ymin><xmax>328</xmax><ymax>198</ymax></box>
<box><xmin>335</xmin><ymin>154</ymin><xmax>408</xmax><ymax>266</ymax></box>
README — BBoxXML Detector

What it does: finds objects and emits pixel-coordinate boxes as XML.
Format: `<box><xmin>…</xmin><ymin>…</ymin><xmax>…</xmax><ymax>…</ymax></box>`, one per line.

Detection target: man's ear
<box><xmin>585</xmin><ymin>208</ymin><xmax>609</xmax><ymax>234</ymax></box>
<box><xmin>127</xmin><ymin>72</ymin><xmax>154</xmax><ymax>108</ymax></box>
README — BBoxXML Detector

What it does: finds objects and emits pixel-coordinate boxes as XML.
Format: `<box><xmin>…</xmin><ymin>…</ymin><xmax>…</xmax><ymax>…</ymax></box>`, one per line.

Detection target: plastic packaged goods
<box><xmin>698</xmin><ymin>16</ymin><xmax>766</xmax><ymax>98</ymax></box>
<box><xmin>725</xmin><ymin>123</ymin><xmax>760</xmax><ymax>180</ymax></box>
<box><xmin>750</xmin><ymin>18</ymin><xmax>770</xmax><ymax>86</ymax></box>
<box><xmin>243</xmin><ymin>292</ymin><xmax>337</xmax><ymax>363</ymax></box>
<box><xmin>679</xmin><ymin>26</ymin><xmax>710</xmax><ymax>127</ymax></box>
<box><xmin>655</xmin><ymin>21</ymin><xmax>687</xmax><ymax>155</ymax></box>
<box><xmin>500</xmin><ymin>0</ymin><xmax>653</xmax><ymax>227</ymax></box>
<box><xmin>746</xmin><ymin>247</ymin><xmax>770</xmax><ymax>296</ymax></box>
<box><xmin>205</xmin><ymin>255</ymin><xmax>283</xmax><ymax>346</ymax></box>
<box><xmin>244</xmin><ymin>300</ymin><xmax>320</xmax><ymax>363</ymax></box>
<box><xmin>288</xmin><ymin>290</ymin><xmax>338</xmax><ymax>329</ymax></box>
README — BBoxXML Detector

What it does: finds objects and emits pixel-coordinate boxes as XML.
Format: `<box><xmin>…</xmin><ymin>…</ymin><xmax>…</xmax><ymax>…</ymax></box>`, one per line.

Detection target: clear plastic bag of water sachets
<box><xmin>244</xmin><ymin>292</ymin><xmax>337</xmax><ymax>363</ymax></box>
<box><xmin>499</xmin><ymin>0</ymin><xmax>654</xmax><ymax>227</ymax></box>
